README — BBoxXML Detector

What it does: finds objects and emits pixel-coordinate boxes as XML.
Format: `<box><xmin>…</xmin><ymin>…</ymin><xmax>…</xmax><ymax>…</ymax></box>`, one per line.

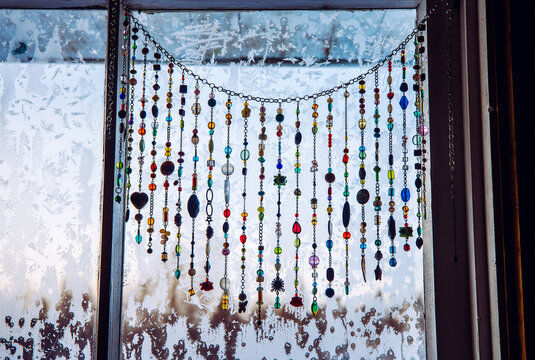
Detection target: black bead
<box><xmin>388</xmin><ymin>216</ymin><xmax>396</xmax><ymax>240</ymax></box>
<box><xmin>326</xmin><ymin>267</ymin><xmax>334</xmax><ymax>282</ymax></box>
<box><xmin>179</xmin><ymin>85</ymin><xmax>187</xmax><ymax>94</ymax></box>
<box><xmin>295</xmin><ymin>131</ymin><xmax>302</xmax><ymax>145</ymax></box>
<box><xmin>375</xmin><ymin>250</ymin><xmax>383</xmax><ymax>261</ymax></box>
<box><xmin>414</xmin><ymin>149</ymin><xmax>422</xmax><ymax>156</ymax></box>
<box><xmin>400</xmin><ymin>82</ymin><xmax>409</xmax><ymax>92</ymax></box>
<box><xmin>239</xmin><ymin>292</ymin><xmax>247</xmax><ymax>301</ymax></box>
<box><xmin>152</xmin><ymin>104</ymin><xmax>158</xmax><ymax>117</ymax></box>
<box><xmin>153</xmin><ymin>64</ymin><xmax>161</xmax><ymax>71</ymax></box>
<box><xmin>130</xmin><ymin>192</ymin><xmax>149</xmax><ymax>210</ymax></box>
<box><xmin>325</xmin><ymin>172</ymin><xmax>336</xmax><ymax>183</ymax></box>
<box><xmin>118</xmin><ymin>109</ymin><xmax>127</xmax><ymax>119</ymax></box>
<box><xmin>415</xmin><ymin>177</ymin><xmax>422</xmax><ymax>189</ymax></box>
<box><xmin>389</xmin><ymin>154</ymin><xmax>394</xmax><ymax>166</ymax></box>
<box><xmin>223</xmin><ymin>221</ymin><xmax>229</xmax><ymax>233</ymax></box>
<box><xmin>140</xmin><ymin>110</ymin><xmax>146</xmax><ymax>119</ymax></box>
<box><xmin>206</xmin><ymin>226</ymin><xmax>214</xmax><ymax>239</ymax></box>
<box><xmin>119</xmin><ymin>122</ymin><xmax>125</xmax><ymax>134</ymax></box>
<box><xmin>415</xmin><ymin>163</ymin><xmax>422</xmax><ymax>170</ymax></box>
<box><xmin>374</xmin><ymin>265</ymin><xmax>382</xmax><ymax>281</ymax></box>
<box><xmin>342</xmin><ymin>201</ymin><xmax>351</xmax><ymax>228</ymax></box>
<box><xmin>325</xmin><ymin>287</ymin><xmax>335</xmax><ymax>298</ymax></box>
<box><xmin>174</xmin><ymin>213</ymin><xmax>182</xmax><ymax>227</ymax></box>
<box><xmin>187</xmin><ymin>194</ymin><xmax>200</xmax><ymax>218</ymax></box>
<box><xmin>160</xmin><ymin>160</ymin><xmax>175</xmax><ymax>176</ymax></box>
<box><xmin>359</xmin><ymin>167</ymin><xmax>366</xmax><ymax>180</ymax></box>
<box><xmin>416</xmin><ymin>237</ymin><xmax>423</xmax><ymax>249</ymax></box>
<box><xmin>357</xmin><ymin>189</ymin><xmax>370</xmax><ymax>205</ymax></box>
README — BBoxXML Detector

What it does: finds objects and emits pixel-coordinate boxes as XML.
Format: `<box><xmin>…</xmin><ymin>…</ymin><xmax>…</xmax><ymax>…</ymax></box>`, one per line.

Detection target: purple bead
<box><xmin>327</xmin><ymin>196</ymin><xmax>332</xmax><ymax>201</ymax></box>
<box><xmin>222</xmin><ymin>248</ymin><xmax>230</xmax><ymax>256</ymax></box>
<box><xmin>209</xmin><ymin>93</ymin><xmax>215</xmax><ymax>99</ymax></box>
<box><xmin>418</xmin><ymin>125</ymin><xmax>429</xmax><ymax>136</ymax></box>
<box><xmin>309</xmin><ymin>255</ymin><xmax>320</xmax><ymax>267</ymax></box>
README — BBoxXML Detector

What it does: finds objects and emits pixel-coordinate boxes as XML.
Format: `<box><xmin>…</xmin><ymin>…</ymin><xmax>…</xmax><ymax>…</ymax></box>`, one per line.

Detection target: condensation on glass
<box><xmin>0</xmin><ymin>10</ymin><xmax>106</xmax><ymax>359</ymax></box>
<box><xmin>121</xmin><ymin>9</ymin><xmax>427</xmax><ymax>360</ymax></box>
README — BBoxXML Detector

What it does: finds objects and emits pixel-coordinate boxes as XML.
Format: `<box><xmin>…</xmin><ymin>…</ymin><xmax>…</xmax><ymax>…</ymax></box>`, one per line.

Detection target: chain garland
<box><xmin>120</xmin><ymin>0</ymin><xmax>446</xmax><ymax>104</ymax></box>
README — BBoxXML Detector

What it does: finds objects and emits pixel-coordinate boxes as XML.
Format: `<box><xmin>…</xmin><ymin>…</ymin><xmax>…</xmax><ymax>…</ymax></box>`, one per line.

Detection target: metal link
<box><xmin>123</xmin><ymin>0</ymin><xmax>447</xmax><ymax>104</ymax></box>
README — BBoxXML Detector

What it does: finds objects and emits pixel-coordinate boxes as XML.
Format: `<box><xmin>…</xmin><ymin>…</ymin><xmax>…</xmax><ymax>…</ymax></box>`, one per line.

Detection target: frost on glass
<box><xmin>122</xmin><ymin>9</ymin><xmax>426</xmax><ymax>360</ymax></box>
<box><xmin>0</xmin><ymin>10</ymin><xmax>105</xmax><ymax>358</ymax></box>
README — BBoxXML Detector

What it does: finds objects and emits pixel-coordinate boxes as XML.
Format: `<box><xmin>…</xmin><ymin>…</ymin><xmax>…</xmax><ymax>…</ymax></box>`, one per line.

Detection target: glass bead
<box><xmin>274</xmin><ymin>246</ymin><xmax>282</xmax><ymax>255</ymax></box>
<box><xmin>309</xmin><ymin>255</ymin><xmax>320</xmax><ymax>267</ymax></box>
<box><xmin>221</xmin><ymin>163</ymin><xmax>234</xmax><ymax>176</ymax></box>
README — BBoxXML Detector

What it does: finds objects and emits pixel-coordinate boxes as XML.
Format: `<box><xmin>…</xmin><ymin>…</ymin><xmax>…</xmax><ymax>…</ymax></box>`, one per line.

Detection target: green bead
<box><xmin>209</xmin><ymin>129</ymin><xmax>214</xmax><ymax>135</ymax></box>
<box><xmin>174</xmin><ymin>269</ymin><xmax>181</xmax><ymax>279</ymax></box>
<box><xmin>258</xmin><ymin>213</ymin><xmax>264</xmax><ymax>221</ymax></box>
<box><xmin>207</xmin><ymin>179</ymin><xmax>213</xmax><ymax>188</ymax></box>
<box><xmin>387</xmin><ymin>123</ymin><xmax>394</xmax><ymax>131</ymax></box>
<box><xmin>343</xmin><ymin>190</ymin><xmax>350</xmax><ymax>197</ymax></box>
<box><xmin>375</xmin><ymin>240</ymin><xmax>381</xmax><ymax>246</ymax></box>
<box><xmin>175</xmin><ymin>244</ymin><xmax>181</xmax><ymax>254</ymax></box>
<box><xmin>152</xmin><ymin>129</ymin><xmax>157</xmax><ymax>136</ymax></box>
<box><xmin>294</xmin><ymin>238</ymin><xmax>301</xmax><ymax>248</ymax></box>
<box><xmin>116</xmin><ymin>161</ymin><xmax>123</xmax><ymax>170</ymax></box>
<box><xmin>294</xmin><ymin>168</ymin><xmax>301</xmax><ymax>173</ymax></box>
<box><xmin>345</xmin><ymin>285</ymin><xmax>349</xmax><ymax>295</ymax></box>
<box><xmin>139</xmin><ymin>139</ymin><xmax>145</xmax><ymax>152</ymax></box>
<box><xmin>359</xmin><ymin>152</ymin><xmax>366</xmax><ymax>160</ymax></box>
<box><xmin>240</xmin><ymin>149</ymin><xmax>250</xmax><ymax>161</ymax></box>
<box><xmin>295</xmin><ymin>151</ymin><xmax>300</xmax><ymax>157</ymax></box>
<box><xmin>274</xmin><ymin>246</ymin><xmax>282</xmax><ymax>255</ymax></box>
<box><xmin>116</xmin><ymin>177</ymin><xmax>122</xmax><ymax>187</ymax></box>
<box><xmin>114</xmin><ymin>195</ymin><xmax>121</xmax><ymax>202</ymax></box>
<box><xmin>312</xmin><ymin>287</ymin><xmax>318</xmax><ymax>295</ymax></box>
<box><xmin>312</xmin><ymin>126</ymin><xmax>318</xmax><ymax>135</ymax></box>
<box><xmin>180</xmin><ymin>119</ymin><xmax>184</xmax><ymax>129</ymax></box>
<box><xmin>344</xmin><ymin>172</ymin><xmax>349</xmax><ymax>178</ymax></box>
<box><xmin>311</xmin><ymin>301</ymin><xmax>319</xmax><ymax>315</ymax></box>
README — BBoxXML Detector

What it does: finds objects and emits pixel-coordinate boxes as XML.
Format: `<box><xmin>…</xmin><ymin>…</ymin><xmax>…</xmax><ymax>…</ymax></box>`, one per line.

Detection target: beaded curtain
<box><xmin>121</xmin><ymin>9</ymin><xmax>427</xmax><ymax>360</ymax></box>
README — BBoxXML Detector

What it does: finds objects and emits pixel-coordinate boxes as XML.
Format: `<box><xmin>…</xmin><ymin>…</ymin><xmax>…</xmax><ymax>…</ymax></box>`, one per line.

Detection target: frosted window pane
<box><xmin>122</xmin><ymin>9</ymin><xmax>426</xmax><ymax>360</ymax></box>
<box><xmin>0</xmin><ymin>10</ymin><xmax>106</xmax><ymax>359</ymax></box>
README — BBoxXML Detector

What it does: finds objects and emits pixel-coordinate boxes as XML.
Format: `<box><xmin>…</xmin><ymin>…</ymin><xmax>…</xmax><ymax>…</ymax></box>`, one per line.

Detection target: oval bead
<box><xmin>294</xmin><ymin>237</ymin><xmax>301</xmax><ymax>248</ymax></box>
<box><xmin>357</xmin><ymin>189</ymin><xmax>370</xmax><ymax>204</ymax></box>
<box><xmin>187</xmin><ymin>194</ymin><xmax>200</xmax><ymax>218</ymax></box>
<box><xmin>327</xmin><ymin>219</ymin><xmax>333</xmax><ymax>236</ymax></box>
<box><xmin>208</xmin><ymin>138</ymin><xmax>214</xmax><ymax>153</ymax></box>
<box><xmin>222</xmin><ymin>221</ymin><xmax>229</xmax><ymax>233</ymax></box>
<box><xmin>342</xmin><ymin>201</ymin><xmax>350</xmax><ymax>228</ymax></box>
<box><xmin>388</xmin><ymin>215</ymin><xmax>396</xmax><ymax>240</ymax></box>
<box><xmin>401</xmin><ymin>188</ymin><xmax>411</xmax><ymax>202</ymax></box>
<box><xmin>326</xmin><ymin>267</ymin><xmax>335</xmax><ymax>281</ymax></box>
<box><xmin>292</xmin><ymin>221</ymin><xmax>302</xmax><ymax>234</ymax></box>
<box><xmin>240</xmin><ymin>149</ymin><xmax>250</xmax><ymax>161</ymax></box>
<box><xmin>160</xmin><ymin>160</ymin><xmax>175</xmax><ymax>176</ymax></box>
<box><xmin>399</xmin><ymin>95</ymin><xmax>409</xmax><ymax>110</ymax></box>
<box><xmin>219</xmin><ymin>277</ymin><xmax>230</xmax><ymax>291</ymax></box>
<box><xmin>224</xmin><ymin>179</ymin><xmax>230</xmax><ymax>204</ymax></box>
<box><xmin>295</xmin><ymin>131</ymin><xmax>302</xmax><ymax>145</ymax></box>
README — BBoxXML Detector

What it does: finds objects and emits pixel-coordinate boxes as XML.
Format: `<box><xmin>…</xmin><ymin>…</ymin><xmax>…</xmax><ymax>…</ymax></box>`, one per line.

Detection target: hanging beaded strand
<box><xmin>373</xmin><ymin>70</ymin><xmax>384</xmax><ymax>280</ymax></box>
<box><xmin>146</xmin><ymin>49</ymin><xmax>161</xmax><ymax>254</ymax></box>
<box><xmin>324</xmin><ymin>96</ymin><xmax>335</xmax><ymax>299</ymax></box>
<box><xmin>416</xmin><ymin>26</ymin><xmax>428</xmax><ymax>250</ymax></box>
<box><xmin>271</xmin><ymin>103</ymin><xmax>287</xmax><ymax>309</ymax></box>
<box><xmin>186</xmin><ymin>81</ymin><xmax>201</xmax><ymax>296</ymax></box>
<box><xmin>342</xmin><ymin>89</ymin><xmax>351</xmax><ymax>294</ymax></box>
<box><xmin>256</xmin><ymin>103</ymin><xmax>267</xmax><ymax>324</ymax></box>
<box><xmin>201</xmin><ymin>89</ymin><xmax>216</xmax><ymax>291</ymax></box>
<box><xmin>412</xmin><ymin>34</ymin><xmax>423</xmax><ymax>252</ymax></box>
<box><xmin>125</xmin><ymin>21</ymin><xmax>138</xmax><ymax>223</ymax></box>
<box><xmin>220</xmin><ymin>96</ymin><xmax>233</xmax><ymax>310</ymax></box>
<box><xmin>115</xmin><ymin>12</ymin><xmax>130</xmax><ymax>204</ymax></box>
<box><xmin>356</xmin><ymin>80</ymin><xmax>369</xmax><ymax>282</ymax></box>
<box><xmin>131</xmin><ymin>36</ymin><xmax>149</xmax><ymax>245</ymax></box>
<box><xmin>158</xmin><ymin>63</ymin><xmax>175</xmax><ymax>263</ymax></box>
<box><xmin>399</xmin><ymin>46</ymin><xmax>414</xmax><ymax>253</ymax></box>
<box><xmin>386</xmin><ymin>60</ymin><xmax>397</xmax><ymax>272</ymax></box>
<box><xmin>174</xmin><ymin>71</ymin><xmax>187</xmax><ymax>280</ymax></box>
<box><xmin>309</xmin><ymin>100</ymin><xmax>320</xmax><ymax>316</ymax></box>
<box><xmin>238</xmin><ymin>102</ymin><xmax>251</xmax><ymax>313</ymax></box>
<box><xmin>290</xmin><ymin>102</ymin><xmax>303</xmax><ymax>308</ymax></box>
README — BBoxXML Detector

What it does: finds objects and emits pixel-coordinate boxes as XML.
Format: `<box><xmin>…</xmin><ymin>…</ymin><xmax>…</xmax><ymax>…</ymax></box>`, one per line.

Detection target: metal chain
<box><xmin>446</xmin><ymin>2</ymin><xmax>457</xmax><ymax>262</ymax></box>
<box><xmin>121</xmin><ymin>0</ymin><xmax>447</xmax><ymax>104</ymax></box>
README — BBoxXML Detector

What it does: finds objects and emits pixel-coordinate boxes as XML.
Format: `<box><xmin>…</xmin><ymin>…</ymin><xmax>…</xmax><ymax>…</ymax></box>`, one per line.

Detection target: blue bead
<box><xmin>389</xmin><ymin>245</ymin><xmax>396</xmax><ymax>254</ymax></box>
<box><xmin>241</xmin><ymin>226</ymin><xmax>246</xmax><ymax>231</ymax></box>
<box><xmin>401</xmin><ymin>187</ymin><xmax>411</xmax><ymax>202</ymax></box>
<box><xmin>326</xmin><ymin>239</ymin><xmax>333</xmax><ymax>249</ymax></box>
<box><xmin>119</xmin><ymin>93</ymin><xmax>126</xmax><ymax>100</ymax></box>
<box><xmin>258</xmin><ymin>191</ymin><xmax>265</xmax><ymax>196</ymax></box>
<box><xmin>166</xmin><ymin>116</ymin><xmax>172</xmax><ymax>122</ymax></box>
<box><xmin>399</xmin><ymin>95</ymin><xmax>409</xmax><ymax>110</ymax></box>
<box><xmin>325</xmin><ymin>288</ymin><xmax>335</xmax><ymax>298</ymax></box>
<box><xmin>389</xmin><ymin>258</ymin><xmax>397</xmax><ymax>267</ymax></box>
<box><xmin>276</xmin><ymin>163</ymin><xmax>282</xmax><ymax>169</ymax></box>
<box><xmin>360</xmin><ymin>243</ymin><xmax>367</xmax><ymax>249</ymax></box>
<box><xmin>135</xmin><ymin>234</ymin><xmax>142</xmax><ymax>244</ymax></box>
<box><xmin>225</xmin><ymin>146</ymin><xmax>232</xmax><ymax>155</ymax></box>
<box><xmin>193</xmin><ymin>155</ymin><xmax>199</xmax><ymax>162</ymax></box>
<box><xmin>359</xmin><ymin>146</ymin><xmax>366</xmax><ymax>152</ymax></box>
<box><xmin>388</xmin><ymin>188</ymin><xmax>395</xmax><ymax>196</ymax></box>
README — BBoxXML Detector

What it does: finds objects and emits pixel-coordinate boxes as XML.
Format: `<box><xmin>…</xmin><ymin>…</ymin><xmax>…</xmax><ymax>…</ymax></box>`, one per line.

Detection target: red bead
<box><xmin>240</xmin><ymin>234</ymin><xmax>247</xmax><ymax>244</ymax></box>
<box><xmin>148</xmin><ymin>183</ymin><xmax>156</xmax><ymax>191</ymax></box>
<box><xmin>342</xmin><ymin>154</ymin><xmax>349</xmax><ymax>164</ymax></box>
<box><xmin>223</xmin><ymin>209</ymin><xmax>231</xmax><ymax>218</ymax></box>
<box><xmin>276</xmin><ymin>131</ymin><xmax>282</xmax><ymax>137</ymax></box>
<box><xmin>404</xmin><ymin>243</ymin><xmax>410</xmax><ymax>251</ymax></box>
<box><xmin>150</xmin><ymin>163</ymin><xmax>157</xmax><ymax>172</ymax></box>
<box><xmin>343</xmin><ymin>231</ymin><xmax>351</xmax><ymax>239</ymax></box>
